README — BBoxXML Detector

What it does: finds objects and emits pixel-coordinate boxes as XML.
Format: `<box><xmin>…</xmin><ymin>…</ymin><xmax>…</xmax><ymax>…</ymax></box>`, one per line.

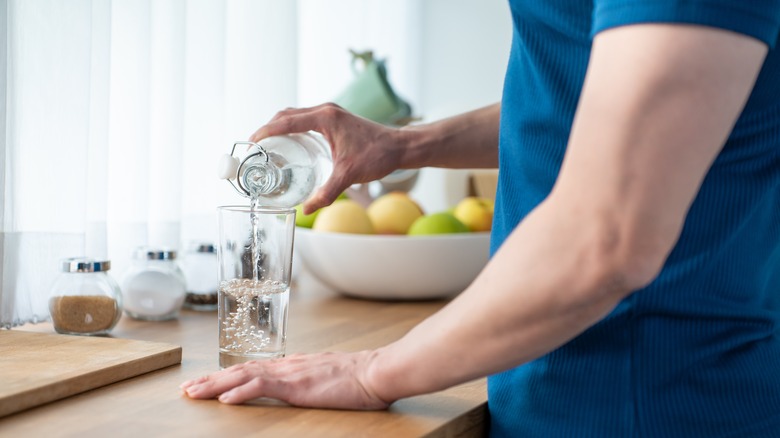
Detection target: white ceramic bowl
<box><xmin>294</xmin><ymin>228</ymin><xmax>490</xmax><ymax>300</ymax></box>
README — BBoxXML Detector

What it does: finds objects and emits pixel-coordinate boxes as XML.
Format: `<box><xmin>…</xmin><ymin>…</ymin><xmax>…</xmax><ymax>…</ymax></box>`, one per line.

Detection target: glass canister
<box><xmin>182</xmin><ymin>242</ymin><xmax>219</xmax><ymax>311</ymax></box>
<box><xmin>49</xmin><ymin>258</ymin><xmax>123</xmax><ymax>336</ymax></box>
<box><xmin>120</xmin><ymin>247</ymin><xmax>187</xmax><ymax>321</ymax></box>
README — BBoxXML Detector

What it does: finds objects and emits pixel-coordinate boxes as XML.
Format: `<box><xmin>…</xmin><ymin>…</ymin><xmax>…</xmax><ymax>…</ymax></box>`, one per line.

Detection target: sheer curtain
<box><xmin>0</xmin><ymin>0</ymin><xmax>429</xmax><ymax>328</ymax></box>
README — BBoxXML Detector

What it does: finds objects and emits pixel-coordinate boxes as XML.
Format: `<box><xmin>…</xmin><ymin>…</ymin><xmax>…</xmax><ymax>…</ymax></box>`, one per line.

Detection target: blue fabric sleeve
<box><xmin>592</xmin><ymin>0</ymin><xmax>780</xmax><ymax>47</ymax></box>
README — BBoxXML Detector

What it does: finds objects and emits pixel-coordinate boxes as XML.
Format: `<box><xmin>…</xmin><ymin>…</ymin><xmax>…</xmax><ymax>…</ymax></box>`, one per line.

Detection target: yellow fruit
<box><xmin>312</xmin><ymin>200</ymin><xmax>374</xmax><ymax>234</ymax></box>
<box><xmin>366</xmin><ymin>192</ymin><xmax>424</xmax><ymax>234</ymax></box>
<box><xmin>453</xmin><ymin>197</ymin><xmax>493</xmax><ymax>232</ymax></box>
<box><xmin>408</xmin><ymin>212</ymin><xmax>469</xmax><ymax>235</ymax></box>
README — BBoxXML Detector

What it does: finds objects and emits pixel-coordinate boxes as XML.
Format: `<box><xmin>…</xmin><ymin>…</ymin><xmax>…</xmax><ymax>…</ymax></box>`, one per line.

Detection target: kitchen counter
<box><xmin>1</xmin><ymin>276</ymin><xmax>487</xmax><ymax>437</ymax></box>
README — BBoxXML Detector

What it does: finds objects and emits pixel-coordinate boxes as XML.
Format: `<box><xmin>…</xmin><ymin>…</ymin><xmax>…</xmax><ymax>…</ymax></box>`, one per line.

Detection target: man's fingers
<box><xmin>182</xmin><ymin>356</ymin><xmax>309</xmax><ymax>400</ymax></box>
<box><xmin>217</xmin><ymin>375</ymin><xmax>289</xmax><ymax>405</ymax></box>
<box><xmin>179</xmin><ymin>375</ymin><xmax>209</xmax><ymax>390</ymax></box>
<box><xmin>249</xmin><ymin>103</ymin><xmax>345</xmax><ymax>143</ymax></box>
<box><xmin>180</xmin><ymin>352</ymin><xmax>390</xmax><ymax>410</ymax></box>
<box><xmin>184</xmin><ymin>363</ymin><xmax>265</xmax><ymax>399</ymax></box>
<box><xmin>303</xmin><ymin>174</ymin><xmax>352</xmax><ymax>214</ymax></box>
<box><xmin>249</xmin><ymin>115</ymin><xmax>311</xmax><ymax>143</ymax></box>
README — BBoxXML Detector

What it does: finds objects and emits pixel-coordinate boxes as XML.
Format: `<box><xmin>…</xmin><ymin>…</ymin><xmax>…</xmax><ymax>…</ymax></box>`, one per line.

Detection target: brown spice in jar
<box><xmin>185</xmin><ymin>292</ymin><xmax>218</xmax><ymax>306</ymax></box>
<box><xmin>184</xmin><ymin>292</ymin><xmax>218</xmax><ymax>311</ymax></box>
<box><xmin>49</xmin><ymin>295</ymin><xmax>121</xmax><ymax>335</ymax></box>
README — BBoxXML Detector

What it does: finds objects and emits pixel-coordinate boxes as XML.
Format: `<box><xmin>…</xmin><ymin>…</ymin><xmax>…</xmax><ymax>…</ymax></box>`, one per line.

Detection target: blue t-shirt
<box><xmin>489</xmin><ymin>1</ymin><xmax>780</xmax><ymax>436</ymax></box>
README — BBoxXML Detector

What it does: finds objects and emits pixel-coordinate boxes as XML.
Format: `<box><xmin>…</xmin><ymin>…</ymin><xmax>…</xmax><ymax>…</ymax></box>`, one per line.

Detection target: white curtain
<box><xmin>0</xmin><ymin>0</ymin><xmax>430</xmax><ymax>328</ymax></box>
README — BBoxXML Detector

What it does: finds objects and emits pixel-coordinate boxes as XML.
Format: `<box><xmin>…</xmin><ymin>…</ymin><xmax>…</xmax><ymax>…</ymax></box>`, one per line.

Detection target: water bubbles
<box><xmin>219</xmin><ymin>279</ymin><xmax>288</xmax><ymax>355</ymax></box>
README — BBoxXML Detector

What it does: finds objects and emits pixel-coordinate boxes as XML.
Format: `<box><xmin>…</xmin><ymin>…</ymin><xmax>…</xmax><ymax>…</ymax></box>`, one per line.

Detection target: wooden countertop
<box><xmin>1</xmin><ymin>276</ymin><xmax>487</xmax><ymax>437</ymax></box>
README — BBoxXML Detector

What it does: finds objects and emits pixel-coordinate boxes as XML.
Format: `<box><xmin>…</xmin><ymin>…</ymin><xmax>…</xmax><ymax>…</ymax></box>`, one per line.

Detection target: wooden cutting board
<box><xmin>0</xmin><ymin>330</ymin><xmax>181</xmax><ymax>418</ymax></box>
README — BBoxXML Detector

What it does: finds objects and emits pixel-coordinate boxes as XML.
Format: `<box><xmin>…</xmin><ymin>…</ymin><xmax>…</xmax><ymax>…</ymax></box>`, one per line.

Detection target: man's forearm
<box><xmin>364</xmin><ymin>24</ymin><xmax>767</xmax><ymax>404</ymax></box>
<box><xmin>365</xmin><ymin>194</ymin><xmax>635</xmax><ymax>401</ymax></box>
<box><xmin>398</xmin><ymin>103</ymin><xmax>500</xmax><ymax>169</ymax></box>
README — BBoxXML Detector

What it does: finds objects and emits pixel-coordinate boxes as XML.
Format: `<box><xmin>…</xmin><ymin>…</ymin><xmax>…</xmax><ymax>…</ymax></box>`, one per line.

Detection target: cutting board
<box><xmin>0</xmin><ymin>330</ymin><xmax>181</xmax><ymax>418</ymax></box>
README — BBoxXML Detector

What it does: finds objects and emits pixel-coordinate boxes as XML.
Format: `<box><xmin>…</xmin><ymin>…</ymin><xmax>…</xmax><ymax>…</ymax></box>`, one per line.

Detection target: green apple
<box><xmin>294</xmin><ymin>204</ymin><xmax>320</xmax><ymax>228</ymax></box>
<box><xmin>407</xmin><ymin>212</ymin><xmax>469</xmax><ymax>235</ymax></box>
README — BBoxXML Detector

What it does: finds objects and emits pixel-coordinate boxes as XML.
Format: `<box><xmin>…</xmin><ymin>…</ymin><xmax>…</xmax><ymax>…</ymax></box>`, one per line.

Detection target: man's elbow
<box><xmin>583</xmin><ymin>217</ymin><xmax>678</xmax><ymax>303</ymax></box>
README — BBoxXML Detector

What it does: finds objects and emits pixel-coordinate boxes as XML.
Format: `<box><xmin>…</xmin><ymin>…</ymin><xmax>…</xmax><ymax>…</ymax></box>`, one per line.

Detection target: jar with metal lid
<box><xmin>181</xmin><ymin>242</ymin><xmax>219</xmax><ymax>311</ymax></box>
<box><xmin>120</xmin><ymin>247</ymin><xmax>187</xmax><ymax>321</ymax></box>
<box><xmin>49</xmin><ymin>258</ymin><xmax>123</xmax><ymax>336</ymax></box>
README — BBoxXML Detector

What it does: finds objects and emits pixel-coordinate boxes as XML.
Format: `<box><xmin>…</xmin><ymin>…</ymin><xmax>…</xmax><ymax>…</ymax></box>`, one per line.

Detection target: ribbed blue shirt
<box><xmin>489</xmin><ymin>1</ymin><xmax>780</xmax><ymax>436</ymax></box>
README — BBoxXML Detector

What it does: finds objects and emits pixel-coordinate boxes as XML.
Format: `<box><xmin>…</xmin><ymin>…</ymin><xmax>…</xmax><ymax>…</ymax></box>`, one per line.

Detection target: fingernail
<box><xmin>180</xmin><ymin>380</ymin><xmax>193</xmax><ymax>389</ymax></box>
<box><xmin>218</xmin><ymin>391</ymin><xmax>235</xmax><ymax>403</ymax></box>
<box><xmin>186</xmin><ymin>384</ymin><xmax>202</xmax><ymax>394</ymax></box>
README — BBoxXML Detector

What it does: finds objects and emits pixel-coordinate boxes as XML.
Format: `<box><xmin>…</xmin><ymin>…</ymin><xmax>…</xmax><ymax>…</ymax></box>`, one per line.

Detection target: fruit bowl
<box><xmin>293</xmin><ymin>228</ymin><xmax>491</xmax><ymax>300</ymax></box>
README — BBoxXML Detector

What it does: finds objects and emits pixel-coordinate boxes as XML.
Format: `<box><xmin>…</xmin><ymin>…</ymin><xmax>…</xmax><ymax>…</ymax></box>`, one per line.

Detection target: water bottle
<box><xmin>218</xmin><ymin>132</ymin><xmax>332</xmax><ymax>208</ymax></box>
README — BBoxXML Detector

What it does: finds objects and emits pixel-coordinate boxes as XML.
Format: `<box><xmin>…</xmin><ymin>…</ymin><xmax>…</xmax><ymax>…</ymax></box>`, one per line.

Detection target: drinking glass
<box><xmin>216</xmin><ymin>206</ymin><xmax>295</xmax><ymax>368</ymax></box>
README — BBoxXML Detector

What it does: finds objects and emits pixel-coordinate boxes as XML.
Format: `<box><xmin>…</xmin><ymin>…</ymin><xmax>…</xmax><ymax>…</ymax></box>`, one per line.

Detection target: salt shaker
<box><xmin>120</xmin><ymin>248</ymin><xmax>187</xmax><ymax>321</ymax></box>
<box><xmin>49</xmin><ymin>258</ymin><xmax>123</xmax><ymax>336</ymax></box>
<box><xmin>182</xmin><ymin>242</ymin><xmax>219</xmax><ymax>311</ymax></box>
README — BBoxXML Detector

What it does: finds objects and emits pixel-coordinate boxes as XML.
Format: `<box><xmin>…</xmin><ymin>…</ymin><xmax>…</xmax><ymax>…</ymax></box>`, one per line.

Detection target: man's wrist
<box><xmin>362</xmin><ymin>344</ymin><xmax>411</xmax><ymax>404</ymax></box>
<box><xmin>395</xmin><ymin>123</ymin><xmax>436</xmax><ymax>169</ymax></box>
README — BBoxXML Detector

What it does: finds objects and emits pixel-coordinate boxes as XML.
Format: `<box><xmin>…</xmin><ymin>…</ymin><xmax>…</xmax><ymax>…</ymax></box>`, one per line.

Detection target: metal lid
<box><xmin>191</xmin><ymin>243</ymin><xmax>216</xmax><ymax>254</ymax></box>
<box><xmin>134</xmin><ymin>247</ymin><xmax>178</xmax><ymax>261</ymax></box>
<box><xmin>61</xmin><ymin>258</ymin><xmax>111</xmax><ymax>273</ymax></box>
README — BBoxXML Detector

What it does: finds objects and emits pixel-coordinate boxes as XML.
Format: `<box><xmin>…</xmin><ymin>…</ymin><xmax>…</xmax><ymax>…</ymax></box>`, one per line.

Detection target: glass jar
<box><xmin>182</xmin><ymin>242</ymin><xmax>219</xmax><ymax>311</ymax></box>
<box><xmin>49</xmin><ymin>258</ymin><xmax>123</xmax><ymax>336</ymax></box>
<box><xmin>120</xmin><ymin>248</ymin><xmax>187</xmax><ymax>321</ymax></box>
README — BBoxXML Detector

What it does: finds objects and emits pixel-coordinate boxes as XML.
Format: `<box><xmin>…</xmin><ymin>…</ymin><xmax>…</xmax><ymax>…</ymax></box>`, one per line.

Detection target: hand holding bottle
<box><xmin>249</xmin><ymin>103</ymin><xmax>411</xmax><ymax>214</ymax></box>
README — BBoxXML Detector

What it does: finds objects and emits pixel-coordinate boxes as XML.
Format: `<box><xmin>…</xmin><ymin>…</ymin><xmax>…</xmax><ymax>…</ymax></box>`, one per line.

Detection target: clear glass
<box><xmin>237</xmin><ymin>133</ymin><xmax>332</xmax><ymax>208</ymax></box>
<box><xmin>217</xmin><ymin>206</ymin><xmax>295</xmax><ymax>368</ymax></box>
<box><xmin>121</xmin><ymin>255</ymin><xmax>187</xmax><ymax>321</ymax></box>
<box><xmin>49</xmin><ymin>262</ymin><xmax>123</xmax><ymax>336</ymax></box>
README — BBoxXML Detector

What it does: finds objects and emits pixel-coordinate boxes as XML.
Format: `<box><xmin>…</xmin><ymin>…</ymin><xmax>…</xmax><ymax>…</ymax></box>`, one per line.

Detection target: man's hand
<box><xmin>250</xmin><ymin>104</ymin><xmax>406</xmax><ymax>214</ymax></box>
<box><xmin>181</xmin><ymin>351</ymin><xmax>391</xmax><ymax>410</ymax></box>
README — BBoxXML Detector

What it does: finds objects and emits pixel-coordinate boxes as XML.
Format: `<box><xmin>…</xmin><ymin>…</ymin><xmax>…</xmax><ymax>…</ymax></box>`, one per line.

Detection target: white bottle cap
<box><xmin>217</xmin><ymin>154</ymin><xmax>240</xmax><ymax>180</ymax></box>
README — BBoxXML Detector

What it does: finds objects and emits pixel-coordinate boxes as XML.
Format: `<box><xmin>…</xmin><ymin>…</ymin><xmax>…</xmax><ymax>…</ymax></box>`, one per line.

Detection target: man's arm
<box><xmin>183</xmin><ymin>24</ymin><xmax>767</xmax><ymax>408</ymax></box>
<box><xmin>248</xmin><ymin>103</ymin><xmax>500</xmax><ymax>213</ymax></box>
<box><xmin>399</xmin><ymin>103</ymin><xmax>501</xmax><ymax>169</ymax></box>
<box><xmin>366</xmin><ymin>24</ymin><xmax>768</xmax><ymax>400</ymax></box>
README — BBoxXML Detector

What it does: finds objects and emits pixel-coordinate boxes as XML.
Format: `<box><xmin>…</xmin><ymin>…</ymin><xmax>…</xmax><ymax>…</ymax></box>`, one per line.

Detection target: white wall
<box><xmin>298</xmin><ymin>0</ymin><xmax>512</xmax><ymax>212</ymax></box>
<box><xmin>418</xmin><ymin>0</ymin><xmax>511</xmax><ymax>120</ymax></box>
<box><xmin>412</xmin><ymin>0</ymin><xmax>511</xmax><ymax>212</ymax></box>
<box><xmin>297</xmin><ymin>0</ymin><xmax>423</xmax><ymax>109</ymax></box>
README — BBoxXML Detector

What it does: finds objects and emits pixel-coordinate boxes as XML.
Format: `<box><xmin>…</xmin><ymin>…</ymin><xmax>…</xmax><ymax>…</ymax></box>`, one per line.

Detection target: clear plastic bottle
<box><xmin>218</xmin><ymin>132</ymin><xmax>332</xmax><ymax>208</ymax></box>
<box><xmin>49</xmin><ymin>258</ymin><xmax>123</xmax><ymax>336</ymax></box>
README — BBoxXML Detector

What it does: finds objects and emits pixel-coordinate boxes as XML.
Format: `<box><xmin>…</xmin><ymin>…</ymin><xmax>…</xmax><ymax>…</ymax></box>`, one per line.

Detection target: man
<box><xmin>183</xmin><ymin>1</ymin><xmax>780</xmax><ymax>435</ymax></box>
